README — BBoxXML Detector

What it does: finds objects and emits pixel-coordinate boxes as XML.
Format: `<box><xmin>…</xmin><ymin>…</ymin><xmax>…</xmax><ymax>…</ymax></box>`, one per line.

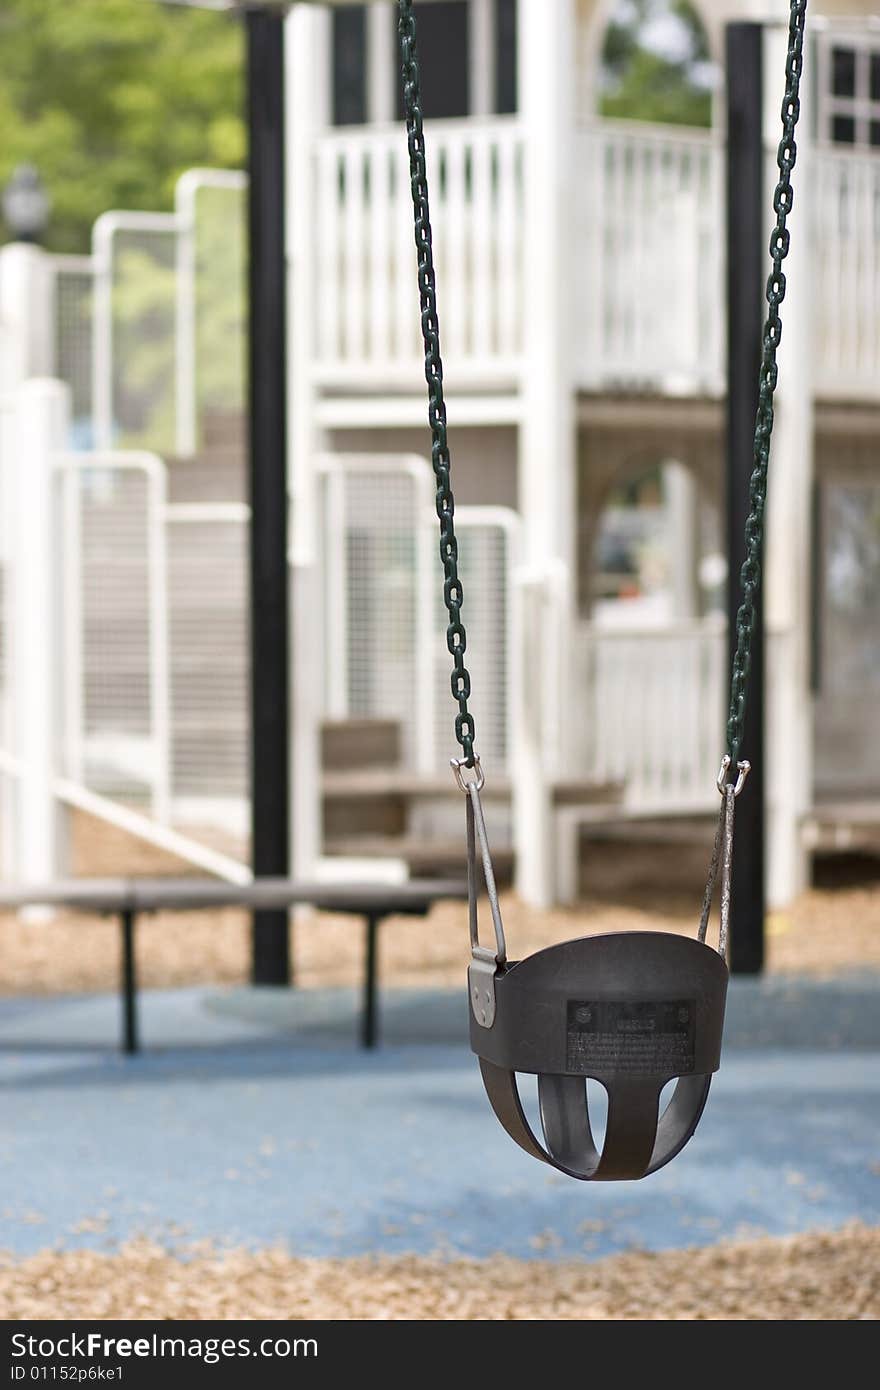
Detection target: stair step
<box><xmin>321</xmin><ymin>719</ymin><xmax>401</xmax><ymax>772</ymax></box>
<box><xmin>322</xmin><ymin>768</ymin><xmax>511</xmax><ymax>799</ymax></box>
<box><xmin>165</xmin><ymin>451</ymin><xmax>246</xmax><ymax>505</ymax></box>
<box><xmin>324</xmin><ymin>835</ymin><xmax>514</xmax><ymax>884</ymax></box>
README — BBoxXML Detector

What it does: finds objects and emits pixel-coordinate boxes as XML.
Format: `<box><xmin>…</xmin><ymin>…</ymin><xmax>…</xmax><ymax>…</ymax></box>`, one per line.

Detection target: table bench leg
<box><xmin>362</xmin><ymin>913</ymin><xmax>380</xmax><ymax>1049</ymax></box>
<box><xmin>120</xmin><ymin>909</ymin><xmax>139</xmax><ymax>1055</ymax></box>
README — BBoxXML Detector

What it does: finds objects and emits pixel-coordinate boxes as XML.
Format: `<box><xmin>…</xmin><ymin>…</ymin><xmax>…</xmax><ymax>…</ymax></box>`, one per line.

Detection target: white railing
<box><xmin>42</xmin><ymin>134</ymin><xmax>880</xmax><ymax>430</ymax></box>
<box><xmin>576</xmin><ymin>119</ymin><xmax>725</xmax><ymax>395</ymax></box>
<box><xmin>312</xmin><ymin>117</ymin><xmax>524</xmax><ymax>387</ymax></box>
<box><xmin>50</xmin><ymin>170</ymin><xmax>247</xmax><ymax>458</ymax></box>
<box><xmin>573</xmin><ymin>617</ymin><xmax>727</xmax><ymax>812</ymax></box>
<box><xmin>814</xmin><ymin>146</ymin><xmax>880</xmax><ymax>400</ymax></box>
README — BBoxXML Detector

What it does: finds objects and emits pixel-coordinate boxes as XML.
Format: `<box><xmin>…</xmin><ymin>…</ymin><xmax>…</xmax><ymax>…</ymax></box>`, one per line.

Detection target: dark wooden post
<box><xmin>247</xmin><ymin>8</ymin><xmax>291</xmax><ymax>985</ymax></box>
<box><xmin>725</xmin><ymin>22</ymin><xmax>765</xmax><ymax>974</ymax></box>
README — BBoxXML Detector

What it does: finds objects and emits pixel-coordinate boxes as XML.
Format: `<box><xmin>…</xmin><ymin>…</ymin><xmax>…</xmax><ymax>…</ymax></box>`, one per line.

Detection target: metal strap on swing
<box><xmin>398</xmin><ymin>0</ymin><xmax>807</xmax><ymax>1180</ymax></box>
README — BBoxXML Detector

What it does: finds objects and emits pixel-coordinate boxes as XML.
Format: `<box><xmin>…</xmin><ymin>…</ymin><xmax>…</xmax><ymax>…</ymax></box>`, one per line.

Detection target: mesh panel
<box><xmin>320</xmin><ymin>459</ymin><xmax>513</xmax><ymax>775</ymax></box>
<box><xmin>53</xmin><ymin>259</ymin><xmax>94</xmax><ymax>441</ymax></box>
<box><xmin>193</xmin><ymin>182</ymin><xmax>247</xmax><ymax>439</ymax></box>
<box><xmin>322</xmin><ymin>464</ymin><xmax>427</xmax><ymax>767</ymax></box>
<box><xmin>76</xmin><ymin>466</ymin><xmax>158</xmax><ymax>801</ymax></box>
<box><xmin>111</xmin><ymin>228</ymin><xmax>177</xmax><ymax>454</ymax></box>
<box><xmin>167</xmin><ymin>511</ymin><xmax>249</xmax><ymax>801</ymax></box>
<box><xmin>433</xmin><ymin>520</ymin><xmax>510</xmax><ymax>773</ymax></box>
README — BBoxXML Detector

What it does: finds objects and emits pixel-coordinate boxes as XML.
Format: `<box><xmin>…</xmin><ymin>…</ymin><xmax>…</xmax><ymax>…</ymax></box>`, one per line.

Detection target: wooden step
<box><xmin>322</xmin><ymin>768</ymin><xmax>511</xmax><ymax>800</ymax></box>
<box><xmin>804</xmin><ymin>799</ymin><xmax>880</xmax><ymax>852</ymax></box>
<box><xmin>321</xmin><ymin>719</ymin><xmax>401</xmax><ymax>772</ymax></box>
<box><xmin>324</xmin><ymin>835</ymin><xmax>515</xmax><ymax>885</ymax></box>
<box><xmin>322</xmin><ymin>767</ymin><xmax>620</xmax><ymax>807</ymax></box>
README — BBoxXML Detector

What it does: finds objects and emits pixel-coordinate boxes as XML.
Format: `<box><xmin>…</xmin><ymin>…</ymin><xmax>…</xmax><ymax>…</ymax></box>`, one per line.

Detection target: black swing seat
<box><xmin>470</xmin><ymin>931</ymin><xmax>728</xmax><ymax>1181</ymax></box>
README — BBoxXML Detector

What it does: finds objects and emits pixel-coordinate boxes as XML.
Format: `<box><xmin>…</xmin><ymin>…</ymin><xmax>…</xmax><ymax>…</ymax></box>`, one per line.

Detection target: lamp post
<box><xmin>2</xmin><ymin>165</ymin><xmax>50</xmax><ymax>245</ymax></box>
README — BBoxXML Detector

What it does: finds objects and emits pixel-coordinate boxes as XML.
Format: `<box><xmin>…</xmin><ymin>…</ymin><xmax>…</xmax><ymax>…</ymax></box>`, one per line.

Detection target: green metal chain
<box><xmin>398</xmin><ymin>0</ymin><xmax>475</xmax><ymax>768</ymax></box>
<box><xmin>727</xmin><ymin>0</ymin><xmax>807</xmax><ymax>771</ymax></box>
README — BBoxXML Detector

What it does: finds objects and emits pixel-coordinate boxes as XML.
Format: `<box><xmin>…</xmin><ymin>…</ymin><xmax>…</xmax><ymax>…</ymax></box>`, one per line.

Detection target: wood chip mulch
<box><xmin>0</xmin><ymin>1225</ymin><xmax>876</xmax><ymax>1320</ymax></box>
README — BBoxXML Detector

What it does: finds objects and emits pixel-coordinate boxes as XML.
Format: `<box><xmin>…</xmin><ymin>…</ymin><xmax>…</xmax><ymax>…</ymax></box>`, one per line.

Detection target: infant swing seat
<box><xmin>396</xmin><ymin>0</ymin><xmax>807</xmax><ymax>1180</ymax></box>
<box><xmin>461</xmin><ymin>758</ymin><xmax>737</xmax><ymax>1181</ymax></box>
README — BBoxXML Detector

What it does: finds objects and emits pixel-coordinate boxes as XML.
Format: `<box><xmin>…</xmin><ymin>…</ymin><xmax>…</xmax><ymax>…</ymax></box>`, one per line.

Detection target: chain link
<box><xmin>726</xmin><ymin>0</ymin><xmax>807</xmax><ymax>770</ymax></box>
<box><xmin>398</xmin><ymin>0</ymin><xmax>475</xmax><ymax>766</ymax></box>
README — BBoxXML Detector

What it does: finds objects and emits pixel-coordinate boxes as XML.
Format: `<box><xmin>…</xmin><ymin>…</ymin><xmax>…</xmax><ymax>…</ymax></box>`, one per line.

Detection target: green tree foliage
<box><xmin>0</xmin><ymin>0</ymin><xmax>244</xmax><ymax>252</ymax></box>
<box><xmin>600</xmin><ymin>0</ymin><xmax>713</xmax><ymax>128</ymax></box>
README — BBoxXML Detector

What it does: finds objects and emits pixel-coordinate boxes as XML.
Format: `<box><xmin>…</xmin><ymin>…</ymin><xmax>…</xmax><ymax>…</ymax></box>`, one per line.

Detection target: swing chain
<box><xmin>398</xmin><ymin>0</ymin><xmax>476</xmax><ymax>770</ymax></box>
<box><xmin>725</xmin><ymin>0</ymin><xmax>807</xmax><ymax>775</ymax></box>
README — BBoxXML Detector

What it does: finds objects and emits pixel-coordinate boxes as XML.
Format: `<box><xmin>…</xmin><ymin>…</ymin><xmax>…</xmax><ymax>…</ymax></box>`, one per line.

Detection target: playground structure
<box><xmin>1</xmin><ymin>1</ymin><xmax>879</xmax><ymax>914</ymax></box>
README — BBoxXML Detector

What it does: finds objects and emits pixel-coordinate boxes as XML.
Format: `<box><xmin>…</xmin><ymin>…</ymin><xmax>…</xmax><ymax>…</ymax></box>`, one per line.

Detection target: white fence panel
<box><xmin>50</xmin><ymin>255</ymin><xmax>95</xmax><ymax>447</ymax></box>
<box><xmin>174</xmin><ymin>169</ymin><xmax>248</xmax><ymax>457</ymax></box>
<box><xmin>318</xmin><ymin>455</ymin><xmax>435</xmax><ymax>772</ymax></box>
<box><xmin>577</xmin><ymin>120</ymin><xmax>724</xmax><ymax>395</ymax></box>
<box><xmin>814</xmin><ymin>147</ymin><xmax>880</xmax><ymax>400</ymax></box>
<box><xmin>312</xmin><ymin>118</ymin><xmax>524</xmax><ymax>385</ymax></box>
<box><xmin>573</xmin><ymin>618</ymin><xmax>726</xmax><ymax>811</ymax></box>
<box><xmin>91</xmin><ymin>212</ymin><xmax>180</xmax><ymax>455</ymax></box>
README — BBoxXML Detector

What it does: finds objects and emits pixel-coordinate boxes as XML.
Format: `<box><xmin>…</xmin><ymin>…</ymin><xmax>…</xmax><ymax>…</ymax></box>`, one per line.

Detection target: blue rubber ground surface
<box><xmin>0</xmin><ymin>976</ymin><xmax>877</xmax><ymax>1260</ymax></box>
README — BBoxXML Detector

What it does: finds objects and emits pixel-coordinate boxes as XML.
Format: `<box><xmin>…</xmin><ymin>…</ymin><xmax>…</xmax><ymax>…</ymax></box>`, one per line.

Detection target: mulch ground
<box><xmin>0</xmin><ymin>1226</ymin><xmax>876</xmax><ymax>1319</ymax></box>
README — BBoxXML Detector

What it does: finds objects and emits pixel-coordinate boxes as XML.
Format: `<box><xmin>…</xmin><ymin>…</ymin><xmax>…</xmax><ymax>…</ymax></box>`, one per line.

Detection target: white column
<box><xmin>513</xmin><ymin>0</ymin><xmax>577</xmax><ymax>906</ymax></box>
<box><xmin>367</xmin><ymin>3</ymin><xmax>395</xmax><ymax>124</ymax></box>
<box><xmin>0</xmin><ymin>400</ymin><xmax>17</xmax><ymax>877</ymax></box>
<box><xmin>469</xmin><ymin>0</ymin><xmax>495</xmax><ymax>117</ymax></box>
<box><xmin>663</xmin><ymin>460</ymin><xmax>698</xmax><ymax>620</ymax></box>
<box><xmin>13</xmin><ymin>379</ymin><xmax>70</xmax><ymax>884</ymax></box>
<box><xmin>0</xmin><ymin>243</ymin><xmax>56</xmax><ymax>876</ymax></box>
<box><xmin>763</xmin><ymin>22</ymin><xmax>813</xmax><ymax>908</ymax></box>
<box><xmin>0</xmin><ymin>243</ymin><xmax>55</xmax><ymax>390</ymax></box>
<box><xmin>286</xmin><ymin>4</ymin><xmax>331</xmax><ymax>880</ymax></box>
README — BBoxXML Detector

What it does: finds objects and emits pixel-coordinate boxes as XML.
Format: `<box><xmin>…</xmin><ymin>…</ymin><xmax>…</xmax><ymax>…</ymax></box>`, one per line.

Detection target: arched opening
<box><xmin>586</xmin><ymin>456</ymin><xmax>723</xmax><ymax>627</ymax></box>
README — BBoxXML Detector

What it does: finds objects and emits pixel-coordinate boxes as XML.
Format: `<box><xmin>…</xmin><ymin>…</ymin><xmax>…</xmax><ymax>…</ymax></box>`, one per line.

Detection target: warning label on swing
<box><xmin>566</xmin><ymin>999</ymin><xmax>696</xmax><ymax>1075</ymax></box>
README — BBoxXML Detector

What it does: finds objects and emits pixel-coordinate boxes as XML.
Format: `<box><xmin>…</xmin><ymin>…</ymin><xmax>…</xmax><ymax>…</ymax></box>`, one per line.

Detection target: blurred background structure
<box><xmin>0</xmin><ymin>0</ymin><xmax>879</xmax><ymax>924</ymax></box>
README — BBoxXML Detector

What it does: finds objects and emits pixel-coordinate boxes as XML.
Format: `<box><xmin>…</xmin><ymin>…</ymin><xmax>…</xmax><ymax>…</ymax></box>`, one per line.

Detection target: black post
<box><xmin>120</xmin><ymin>910</ymin><xmax>138</xmax><ymax>1055</ymax></box>
<box><xmin>726</xmin><ymin>23</ymin><xmax>765</xmax><ymax>974</ymax></box>
<box><xmin>247</xmin><ymin>8</ymin><xmax>291</xmax><ymax>985</ymax></box>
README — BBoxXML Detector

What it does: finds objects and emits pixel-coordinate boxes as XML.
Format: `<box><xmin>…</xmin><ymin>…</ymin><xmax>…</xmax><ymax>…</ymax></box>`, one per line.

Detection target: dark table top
<box><xmin>0</xmin><ymin>876</ymin><xmax>468</xmax><ymax>916</ymax></box>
